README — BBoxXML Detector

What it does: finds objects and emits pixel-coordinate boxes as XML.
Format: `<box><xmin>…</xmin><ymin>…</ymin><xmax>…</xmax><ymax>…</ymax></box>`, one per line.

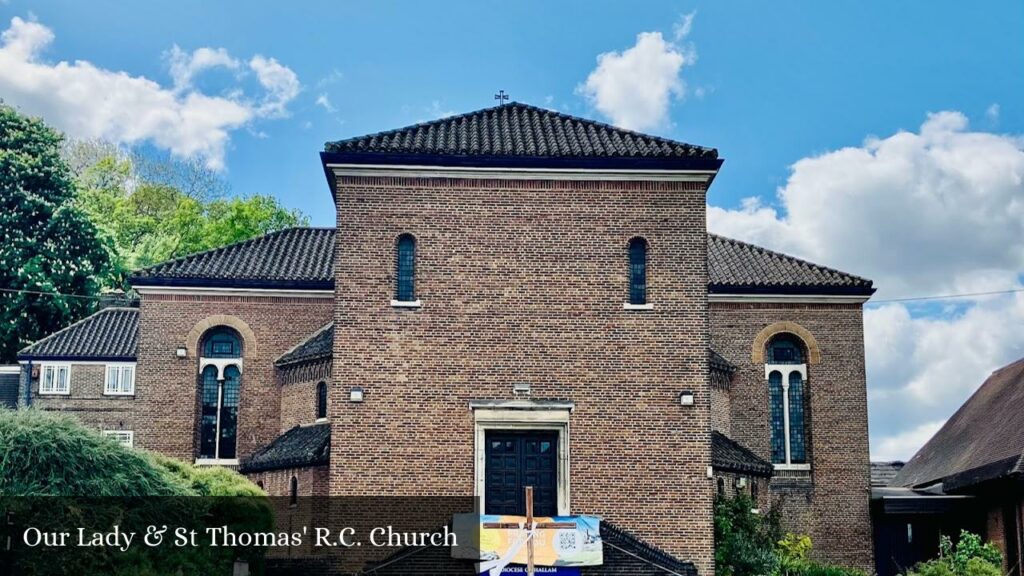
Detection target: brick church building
<box><xmin>17</xmin><ymin>103</ymin><xmax>876</xmax><ymax>573</ymax></box>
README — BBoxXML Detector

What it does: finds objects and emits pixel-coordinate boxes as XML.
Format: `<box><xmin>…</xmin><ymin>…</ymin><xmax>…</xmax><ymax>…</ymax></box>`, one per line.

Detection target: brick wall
<box><xmin>711</xmin><ymin>380</ymin><xmax>732</xmax><ymax>436</ymax></box>
<box><xmin>280</xmin><ymin>359</ymin><xmax>331</xmax><ymax>432</ymax></box>
<box><xmin>134</xmin><ymin>294</ymin><xmax>332</xmax><ymax>461</ymax></box>
<box><xmin>25</xmin><ymin>363</ymin><xmax>136</xmax><ymax>433</ymax></box>
<box><xmin>329</xmin><ymin>175</ymin><xmax>715</xmax><ymax>574</ymax></box>
<box><xmin>709</xmin><ymin>301</ymin><xmax>873</xmax><ymax>570</ymax></box>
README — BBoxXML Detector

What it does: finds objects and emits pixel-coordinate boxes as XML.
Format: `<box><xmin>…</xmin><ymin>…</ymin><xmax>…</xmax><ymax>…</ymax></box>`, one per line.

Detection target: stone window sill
<box><xmin>622</xmin><ymin>303</ymin><xmax>654</xmax><ymax>311</ymax></box>
<box><xmin>195</xmin><ymin>458</ymin><xmax>240</xmax><ymax>467</ymax></box>
<box><xmin>391</xmin><ymin>299</ymin><xmax>422</xmax><ymax>309</ymax></box>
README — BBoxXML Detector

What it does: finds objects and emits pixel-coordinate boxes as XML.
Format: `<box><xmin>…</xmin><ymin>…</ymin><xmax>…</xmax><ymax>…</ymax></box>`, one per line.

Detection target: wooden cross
<box><xmin>494</xmin><ymin>90</ymin><xmax>510</xmax><ymax>106</ymax></box>
<box><xmin>483</xmin><ymin>486</ymin><xmax>576</xmax><ymax>575</ymax></box>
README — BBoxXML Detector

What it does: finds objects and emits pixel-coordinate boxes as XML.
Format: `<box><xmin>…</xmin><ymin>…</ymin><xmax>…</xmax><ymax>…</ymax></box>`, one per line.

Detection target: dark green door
<box><xmin>484</xmin><ymin>431</ymin><xmax>558</xmax><ymax>517</ymax></box>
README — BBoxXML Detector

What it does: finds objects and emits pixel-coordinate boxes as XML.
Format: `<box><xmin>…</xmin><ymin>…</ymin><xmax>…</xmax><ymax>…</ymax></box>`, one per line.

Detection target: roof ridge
<box><xmin>18</xmin><ymin>307</ymin><xmax>135</xmax><ymax>356</ymax></box>
<box><xmin>275</xmin><ymin>321</ymin><xmax>334</xmax><ymax>365</ymax></box>
<box><xmin>709</xmin><ymin>233</ymin><xmax>873</xmax><ymax>285</ymax></box>
<box><xmin>132</xmin><ymin>226</ymin><xmax>330</xmax><ymax>277</ymax></box>
<box><xmin>325</xmin><ymin>101</ymin><xmax>716</xmax><ymax>156</ymax></box>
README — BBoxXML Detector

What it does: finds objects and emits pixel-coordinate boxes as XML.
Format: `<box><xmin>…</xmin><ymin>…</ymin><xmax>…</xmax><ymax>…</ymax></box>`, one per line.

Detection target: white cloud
<box><xmin>166</xmin><ymin>45</ymin><xmax>239</xmax><ymax>91</ymax></box>
<box><xmin>315</xmin><ymin>93</ymin><xmax>336</xmax><ymax>113</ymax></box>
<box><xmin>249</xmin><ymin>55</ymin><xmax>301</xmax><ymax>118</ymax></box>
<box><xmin>708</xmin><ymin>112</ymin><xmax>1024</xmax><ymax>461</ymax></box>
<box><xmin>986</xmin><ymin>103</ymin><xmax>1000</xmax><ymax>123</ymax></box>
<box><xmin>0</xmin><ymin>16</ymin><xmax>301</xmax><ymax>169</ymax></box>
<box><xmin>709</xmin><ymin>112</ymin><xmax>1024</xmax><ymax>301</ymax></box>
<box><xmin>577</xmin><ymin>14</ymin><xmax>697</xmax><ymax>131</ymax></box>
<box><xmin>673</xmin><ymin>11</ymin><xmax>696</xmax><ymax>42</ymax></box>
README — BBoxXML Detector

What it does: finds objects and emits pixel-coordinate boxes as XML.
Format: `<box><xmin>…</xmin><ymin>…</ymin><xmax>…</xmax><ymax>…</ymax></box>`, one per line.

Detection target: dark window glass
<box><xmin>751</xmin><ymin>480</ymin><xmax>759</xmax><ymax>502</ymax></box>
<box><xmin>199</xmin><ymin>365</ymin><xmax>219</xmax><ymax>459</ymax></box>
<box><xmin>396</xmin><ymin>234</ymin><xmax>416</xmax><ymax>302</ymax></box>
<box><xmin>767</xmin><ymin>334</ymin><xmax>804</xmax><ymax>364</ymax></box>
<box><xmin>290</xmin><ymin>476</ymin><xmax>298</xmax><ymax>506</ymax></box>
<box><xmin>628</xmin><ymin>238</ymin><xmax>647</xmax><ymax>305</ymax></box>
<box><xmin>768</xmin><ymin>370</ymin><xmax>786</xmax><ymax>464</ymax></box>
<box><xmin>218</xmin><ymin>365</ymin><xmax>240</xmax><ymax>460</ymax></box>
<box><xmin>717</xmin><ymin>477</ymin><xmax>725</xmax><ymax>497</ymax></box>
<box><xmin>316</xmin><ymin>381</ymin><xmax>327</xmax><ymax>420</ymax></box>
<box><xmin>202</xmin><ymin>328</ymin><xmax>242</xmax><ymax>358</ymax></box>
<box><xmin>788</xmin><ymin>371</ymin><xmax>807</xmax><ymax>464</ymax></box>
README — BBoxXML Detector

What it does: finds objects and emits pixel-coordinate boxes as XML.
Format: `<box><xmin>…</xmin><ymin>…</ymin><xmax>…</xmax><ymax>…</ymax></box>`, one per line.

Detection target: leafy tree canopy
<box><xmin>0</xmin><ymin>104</ymin><xmax>113</xmax><ymax>363</ymax></box>
<box><xmin>69</xmin><ymin>141</ymin><xmax>309</xmax><ymax>286</ymax></box>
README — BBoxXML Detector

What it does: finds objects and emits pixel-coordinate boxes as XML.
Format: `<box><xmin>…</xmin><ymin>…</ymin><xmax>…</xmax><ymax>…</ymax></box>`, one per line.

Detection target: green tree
<box><xmin>69</xmin><ymin>142</ymin><xmax>308</xmax><ymax>286</ymax></box>
<box><xmin>0</xmin><ymin>105</ymin><xmax>113</xmax><ymax>363</ymax></box>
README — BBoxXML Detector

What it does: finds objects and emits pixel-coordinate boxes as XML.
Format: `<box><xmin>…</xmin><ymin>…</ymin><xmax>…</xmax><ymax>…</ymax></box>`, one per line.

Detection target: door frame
<box><xmin>472</xmin><ymin>404</ymin><xmax>571</xmax><ymax>516</ymax></box>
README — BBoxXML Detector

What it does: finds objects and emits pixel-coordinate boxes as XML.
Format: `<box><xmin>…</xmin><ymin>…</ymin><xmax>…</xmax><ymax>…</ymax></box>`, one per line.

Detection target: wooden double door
<box><xmin>484</xmin><ymin>430</ymin><xmax>558</xmax><ymax>517</ymax></box>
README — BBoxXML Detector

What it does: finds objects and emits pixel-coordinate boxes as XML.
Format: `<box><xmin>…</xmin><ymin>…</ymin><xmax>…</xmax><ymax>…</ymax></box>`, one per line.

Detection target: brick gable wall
<box><xmin>24</xmin><ymin>363</ymin><xmax>136</xmax><ymax>433</ymax></box>
<box><xmin>709</xmin><ymin>301</ymin><xmax>873</xmax><ymax>570</ymax></box>
<box><xmin>329</xmin><ymin>175</ymin><xmax>715</xmax><ymax>574</ymax></box>
<box><xmin>134</xmin><ymin>294</ymin><xmax>332</xmax><ymax>461</ymax></box>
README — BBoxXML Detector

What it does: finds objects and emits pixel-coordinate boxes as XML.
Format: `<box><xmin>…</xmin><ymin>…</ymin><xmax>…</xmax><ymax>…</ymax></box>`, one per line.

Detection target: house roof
<box><xmin>130</xmin><ymin>227</ymin><xmax>336</xmax><ymax>290</ymax></box>
<box><xmin>276</xmin><ymin>323</ymin><xmax>334</xmax><ymax>367</ymax></box>
<box><xmin>128</xmin><ymin>227</ymin><xmax>873</xmax><ymax>297</ymax></box>
<box><xmin>710</xmin><ymin>349</ymin><xmax>737</xmax><ymax>374</ymax></box>
<box><xmin>18</xmin><ymin>308</ymin><xmax>139</xmax><ymax>361</ymax></box>
<box><xmin>871</xmin><ymin>461</ymin><xmax>905</xmax><ymax>487</ymax></box>
<box><xmin>240</xmin><ymin>422</ymin><xmax>331</xmax><ymax>473</ymax></box>
<box><xmin>711</xmin><ymin>431</ymin><xmax>774</xmax><ymax>477</ymax></box>
<box><xmin>708</xmin><ymin>234</ymin><xmax>874</xmax><ymax>296</ymax></box>
<box><xmin>322</xmin><ymin>102</ymin><xmax>721</xmax><ymax>172</ymax></box>
<box><xmin>893</xmin><ymin>356</ymin><xmax>1024</xmax><ymax>491</ymax></box>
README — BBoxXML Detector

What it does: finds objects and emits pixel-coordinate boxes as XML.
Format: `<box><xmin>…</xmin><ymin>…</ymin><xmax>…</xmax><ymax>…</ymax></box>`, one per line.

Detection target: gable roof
<box><xmin>322</xmin><ymin>102</ymin><xmax>721</xmax><ymax>172</ymax></box>
<box><xmin>893</xmin><ymin>357</ymin><xmax>1024</xmax><ymax>491</ymax></box>
<box><xmin>18</xmin><ymin>308</ymin><xmax>139</xmax><ymax>361</ymax></box>
<box><xmin>240</xmin><ymin>422</ymin><xmax>331</xmax><ymax>473</ymax></box>
<box><xmin>129</xmin><ymin>227</ymin><xmax>873</xmax><ymax>297</ymax></box>
<box><xmin>708</xmin><ymin>234</ymin><xmax>874</xmax><ymax>296</ymax></box>
<box><xmin>711</xmin><ymin>431</ymin><xmax>774</xmax><ymax>477</ymax></box>
<box><xmin>276</xmin><ymin>323</ymin><xmax>334</xmax><ymax>367</ymax></box>
<box><xmin>130</xmin><ymin>227</ymin><xmax>336</xmax><ymax>290</ymax></box>
<box><xmin>871</xmin><ymin>461</ymin><xmax>905</xmax><ymax>487</ymax></box>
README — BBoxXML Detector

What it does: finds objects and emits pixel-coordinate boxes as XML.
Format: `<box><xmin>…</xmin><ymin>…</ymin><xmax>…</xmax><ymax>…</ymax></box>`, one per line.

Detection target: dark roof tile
<box><xmin>871</xmin><ymin>461</ymin><xmax>906</xmax><ymax>487</ymax></box>
<box><xmin>324</xmin><ymin>102</ymin><xmax>718</xmax><ymax>170</ymax></box>
<box><xmin>130</xmin><ymin>227</ymin><xmax>335</xmax><ymax>289</ymax></box>
<box><xmin>241</xmin><ymin>423</ymin><xmax>330</xmax><ymax>473</ymax></box>
<box><xmin>708</xmin><ymin>234</ymin><xmax>874</xmax><ymax>295</ymax></box>
<box><xmin>18</xmin><ymin>308</ymin><xmax>138</xmax><ymax>361</ymax></box>
<box><xmin>276</xmin><ymin>323</ymin><xmax>334</xmax><ymax>367</ymax></box>
<box><xmin>893</xmin><ymin>357</ymin><xmax>1024</xmax><ymax>490</ymax></box>
<box><xmin>712</xmin><ymin>431</ymin><xmax>774</xmax><ymax>477</ymax></box>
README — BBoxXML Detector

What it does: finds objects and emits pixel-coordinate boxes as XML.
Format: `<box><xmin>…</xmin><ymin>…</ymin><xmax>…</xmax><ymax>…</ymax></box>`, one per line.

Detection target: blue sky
<box><xmin>3</xmin><ymin>0</ymin><xmax>1024</xmax><ymax>460</ymax></box>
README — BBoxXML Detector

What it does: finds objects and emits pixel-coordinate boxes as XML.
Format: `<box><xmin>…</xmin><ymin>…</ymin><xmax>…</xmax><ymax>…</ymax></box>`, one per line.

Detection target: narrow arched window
<box><xmin>395</xmin><ymin>234</ymin><xmax>417</xmax><ymax>302</ymax></box>
<box><xmin>765</xmin><ymin>333</ymin><xmax>809</xmax><ymax>466</ymax></box>
<box><xmin>289</xmin><ymin>476</ymin><xmax>298</xmax><ymax>506</ymax></box>
<box><xmin>628</xmin><ymin>238</ymin><xmax>647</xmax><ymax>305</ymax></box>
<box><xmin>316</xmin><ymin>381</ymin><xmax>327</xmax><ymax>420</ymax></box>
<box><xmin>198</xmin><ymin>327</ymin><xmax>242</xmax><ymax>461</ymax></box>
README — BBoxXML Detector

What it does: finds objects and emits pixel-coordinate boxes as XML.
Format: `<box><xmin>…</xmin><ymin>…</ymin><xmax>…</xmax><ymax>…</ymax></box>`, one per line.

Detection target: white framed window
<box><xmin>39</xmin><ymin>364</ymin><xmax>71</xmax><ymax>395</ymax></box>
<box><xmin>104</xmin><ymin>364</ymin><xmax>136</xmax><ymax>395</ymax></box>
<box><xmin>103</xmin><ymin>430</ymin><xmax>134</xmax><ymax>447</ymax></box>
<box><xmin>765</xmin><ymin>334</ymin><xmax>810</xmax><ymax>470</ymax></box>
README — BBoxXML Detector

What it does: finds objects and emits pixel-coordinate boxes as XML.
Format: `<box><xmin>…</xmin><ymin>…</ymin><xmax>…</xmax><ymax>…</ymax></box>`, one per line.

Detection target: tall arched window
<box><xmin>316</xmin><ymin>381</ymin><xmax>327</xmax><ymax>421</ymax></box>
<box><xmin>765</xmin><ymin>333</ymin><xmax>808</xmax><ymax>467</ymax></box>
<box><xmin>198</xmin><ymin>327</ymin><xmax>242</xmax><ymax>461</ymax></box>
<box><xmin>628</xmin><ymin>237</ymin><xmax>648</xmax><ymax>305</ymax></box>
<box><xmin>395</xmin><ymin>234</ymin><xmax>416</xmax><ymax>302</ymax></box>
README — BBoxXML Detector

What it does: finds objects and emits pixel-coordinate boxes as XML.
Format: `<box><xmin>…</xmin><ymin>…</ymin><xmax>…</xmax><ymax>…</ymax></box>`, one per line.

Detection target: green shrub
<box><xmin>715</xmin><ymin>494</ymin><xmax>781</xmax><ymax>576</ymax></box>
<box><xmin>906</xmin><ymin>530</ymin><xmax>1003</xmax><ymax>576</ymax></box>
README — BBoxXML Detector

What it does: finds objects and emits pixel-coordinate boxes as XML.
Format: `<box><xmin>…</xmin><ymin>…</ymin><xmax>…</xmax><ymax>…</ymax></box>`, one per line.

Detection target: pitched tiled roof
<box><xmin>712</xmin><ymin>431</ymin><xmax>774</xmax><ymax>477</ymax></box>
<box><xmin>130</xmin><ymin>227</ymin><xmax>873</xmax><ymax>297</ymax></box>
<box><xmin>276</xmin><ymin>323</ymin><xmax>334</xmax><ymax>367</ymax></box>
<box><xmin>130</xmin><ymin>227</ymin><xmax>335</xmax><ymax>290</ymax></box>
<box><xmin>710</xmin><ymin>349</ymin><xmax>737</xmax><ymax>374</ymax></box>
<box><xmin>18</xmin><ymin>308</ymin><xmax>138</xmax><ymax>361</ymax></box>
<box><xmin>871</xmin><ymin>461</ymin><xmax>905</xmax><ymax>487</ymax></box>
<box><xmin>323</xmin><ymin>102</ymin><xmax>720</xmax><ymax>171</ymax></box>
<box><xmin>241</xmin><ymin>423</ymin><xmax>331</xmax><ymax>473</ymax></box>
<box><xmin>893</xmin><ymin>357</ymin><xmax>1024</xmax><ymax>491</ymax></box>
<box><xmin>708</xmin><ymin>234</ymin><xmax>874</xmax><ymax>295</ymax></box>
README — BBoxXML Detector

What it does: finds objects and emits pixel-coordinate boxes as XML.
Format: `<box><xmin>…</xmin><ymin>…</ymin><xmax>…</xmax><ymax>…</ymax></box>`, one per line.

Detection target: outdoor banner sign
<box><xmin>452</xmin><ymin>513</ymin><xmax>602</xmax><ymax>572</ymax></box>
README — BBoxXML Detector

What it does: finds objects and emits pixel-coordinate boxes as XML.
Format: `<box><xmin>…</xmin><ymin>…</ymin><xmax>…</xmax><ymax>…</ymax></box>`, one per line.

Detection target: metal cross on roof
<box><xmin>494</xmin><ymin>90</ymin><xmax>509</xmax><ymax>106</ymax></box>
